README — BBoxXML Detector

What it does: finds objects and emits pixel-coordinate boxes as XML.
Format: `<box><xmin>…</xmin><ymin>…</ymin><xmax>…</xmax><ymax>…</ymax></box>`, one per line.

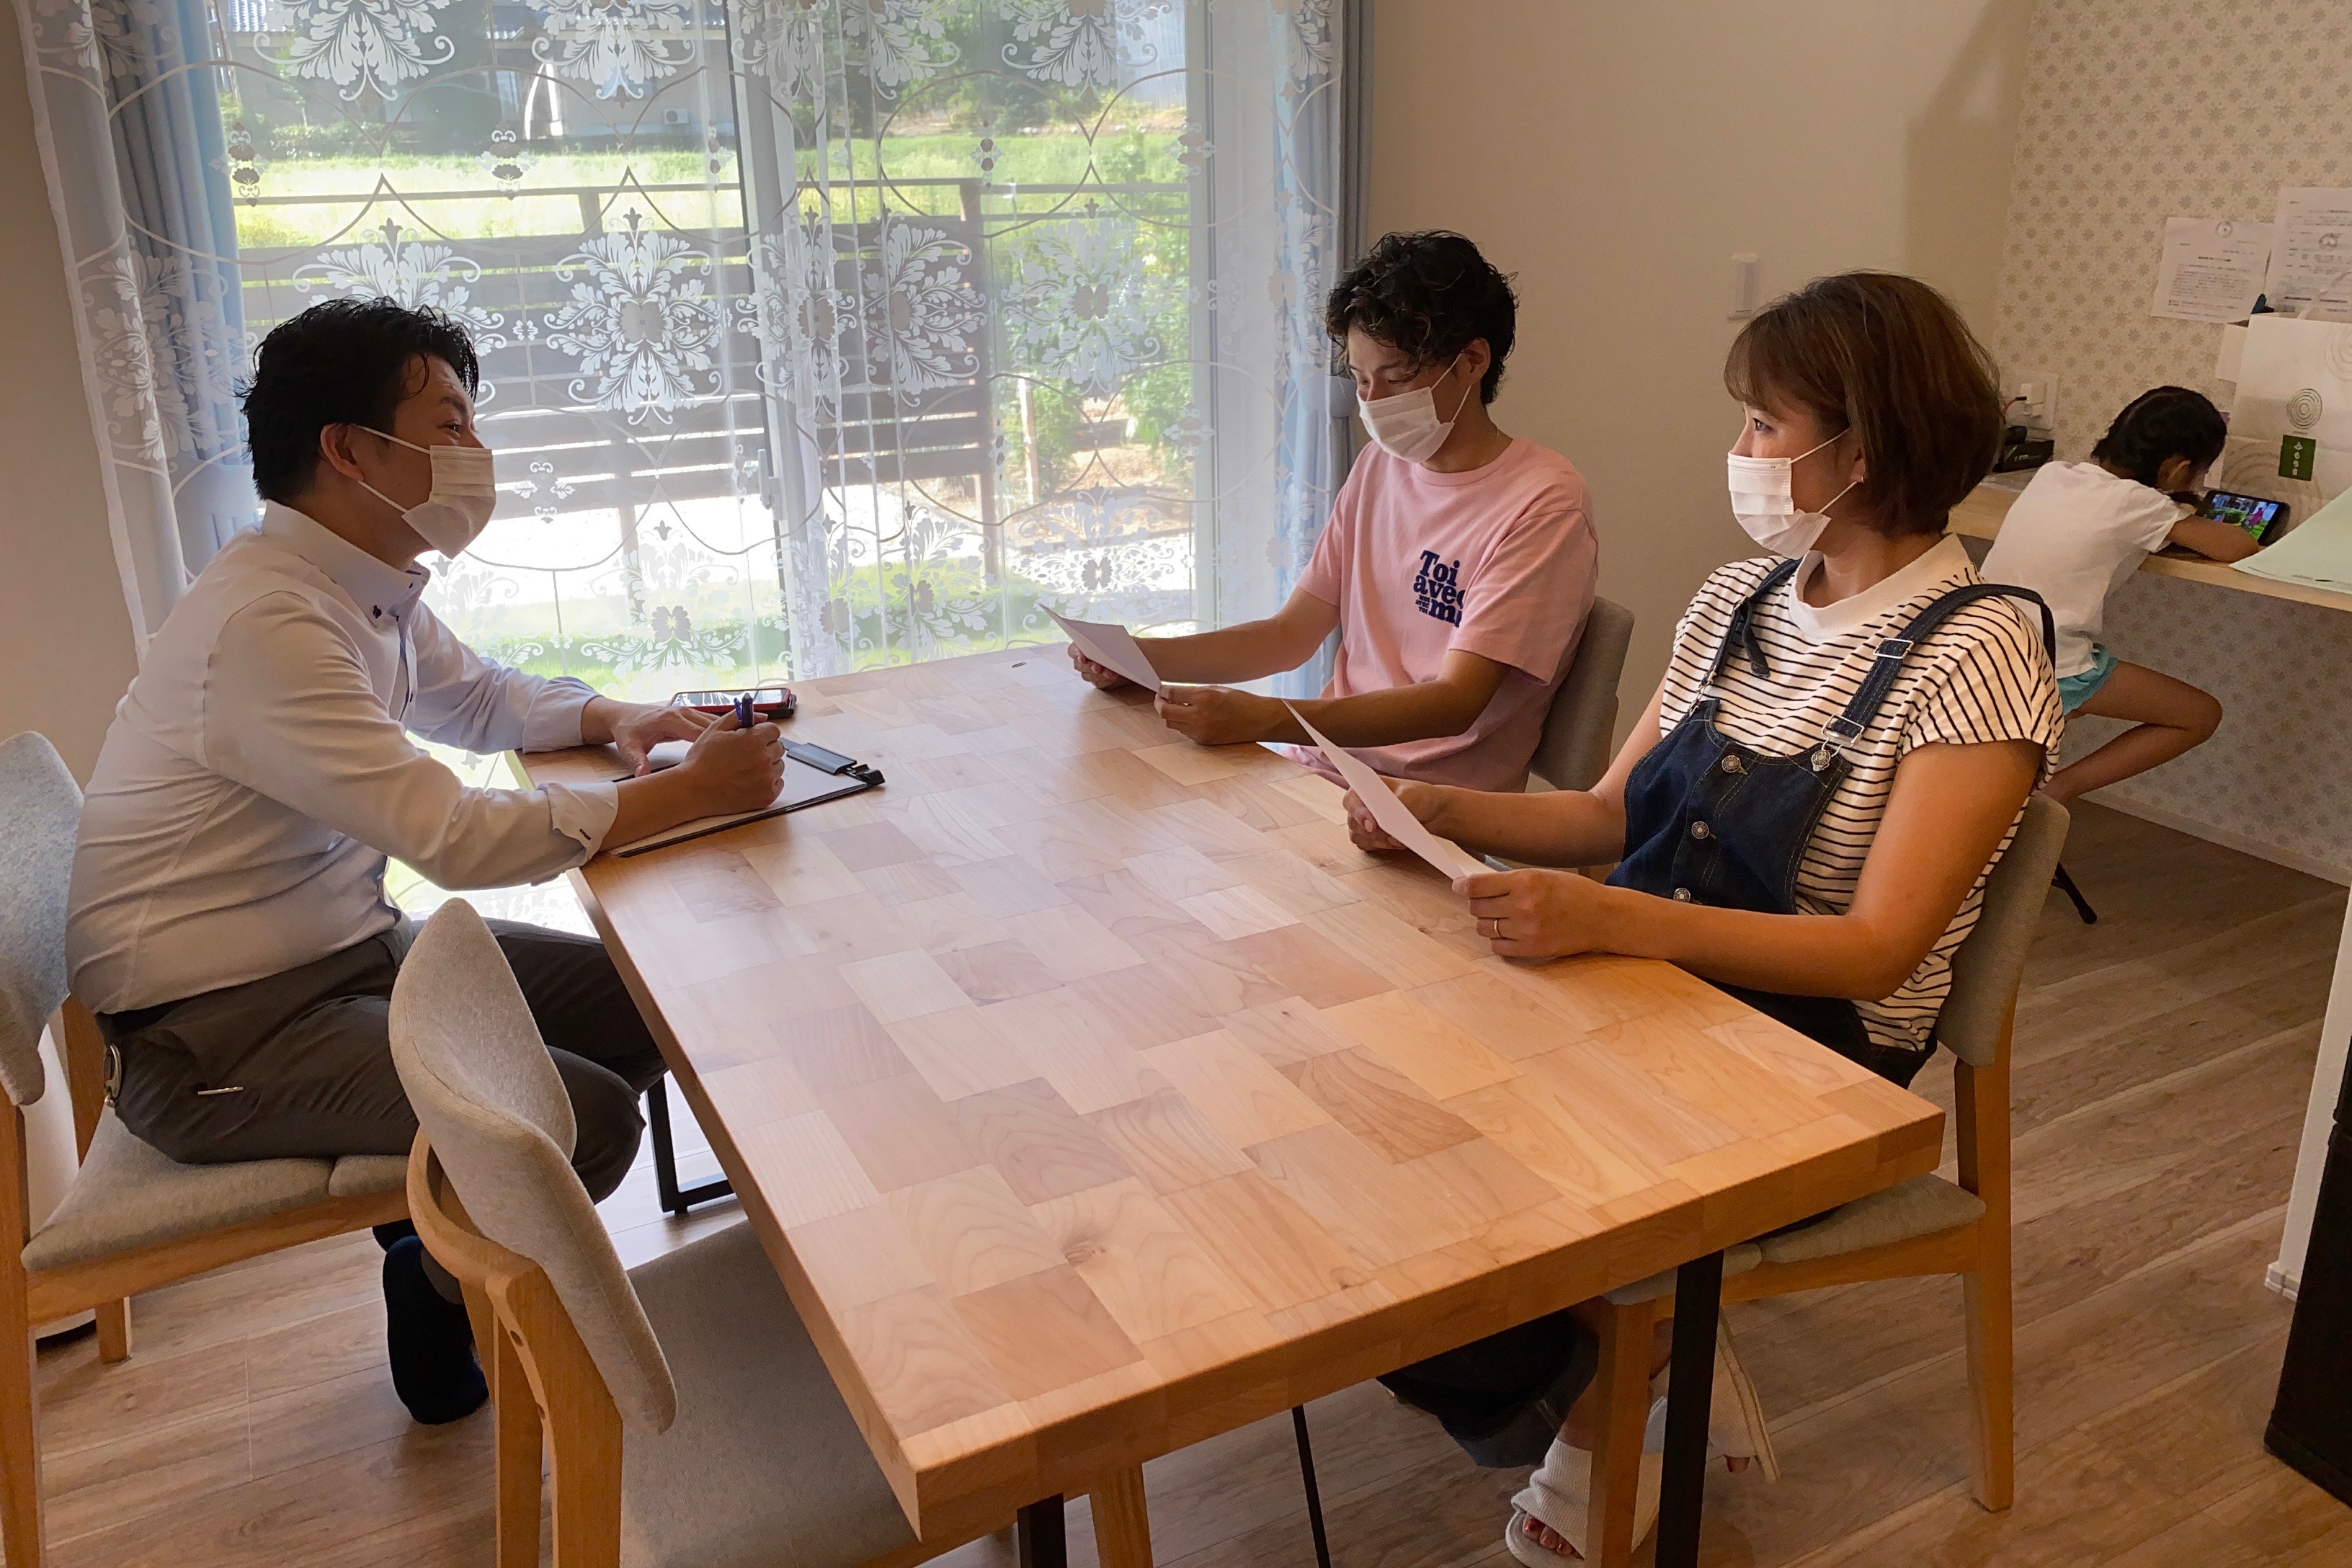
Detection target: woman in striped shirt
<box><xmin>1357</xmin><ymin>272</ymin><xmax>2064</xmax><ymax>1564</ymax></box>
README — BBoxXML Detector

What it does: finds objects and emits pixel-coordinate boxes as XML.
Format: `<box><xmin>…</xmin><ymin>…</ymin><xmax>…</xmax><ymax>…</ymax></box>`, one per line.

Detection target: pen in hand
<box><xmin>734</xmin><ymin>692</ymin><xmax>757</xmax><ymax>731</ymax></box>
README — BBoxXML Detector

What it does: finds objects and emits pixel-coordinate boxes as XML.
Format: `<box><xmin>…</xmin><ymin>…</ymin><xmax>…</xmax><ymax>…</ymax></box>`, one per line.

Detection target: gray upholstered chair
<box><xmin>1574</xmin><ymin>796</ymin><xmax>2071</xmax><ymax>1565</ymax></box>
<box><xmin>390</xmin><ymin>898</ymin><xmax>1010</xmax><ymax>1568</ymax></box>
<box><xmin>0</xmin><ymin>731</ymin><xmax>408</xmax><ymax>1568</ymax></box>
<box><xmin>1528</xmin><ymin>596</ymin><xmax>1636</xmax><ymax>792</ymax></box>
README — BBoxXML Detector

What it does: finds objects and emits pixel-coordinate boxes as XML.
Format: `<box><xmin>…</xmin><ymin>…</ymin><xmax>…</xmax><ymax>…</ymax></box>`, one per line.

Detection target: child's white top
<box><xmin>1979</xmin><ymin>461</ymin><xmax>2185</xmax><ymax>677</ymax></box>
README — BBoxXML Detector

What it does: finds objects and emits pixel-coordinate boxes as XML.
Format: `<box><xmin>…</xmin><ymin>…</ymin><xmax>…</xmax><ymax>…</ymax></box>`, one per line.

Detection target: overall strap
<box><xmin>1708</xmin><ymin>558</ymin><xmax>1804</xmax><ymax>681</ymax></box>
<box><xmin>1817</xmin><ymin>582</ymin><xmax>2057</xmax><ymax>758</ymax></box>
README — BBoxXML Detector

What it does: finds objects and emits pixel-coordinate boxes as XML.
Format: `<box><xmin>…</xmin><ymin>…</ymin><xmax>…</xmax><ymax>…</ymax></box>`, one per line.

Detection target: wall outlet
<box><xmin>2004</xmin><ymin>373</ymin><xmax>2059</xmax><ymax>430</ymax></box>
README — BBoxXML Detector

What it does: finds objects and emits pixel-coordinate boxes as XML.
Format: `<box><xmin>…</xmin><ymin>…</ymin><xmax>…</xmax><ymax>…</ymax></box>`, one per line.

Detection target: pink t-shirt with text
<box><xmin>1293</xmin><ymin>436</ymin><xmax>1598</xmax><ymax>791</ymax></box>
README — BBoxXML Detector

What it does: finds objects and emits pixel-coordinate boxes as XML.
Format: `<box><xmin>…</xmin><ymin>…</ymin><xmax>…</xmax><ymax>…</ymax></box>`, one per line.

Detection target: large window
<box><xmin>29</xmin><ymin>0</ymin><xmax>1354</xmax><ymax>695</ymax></box>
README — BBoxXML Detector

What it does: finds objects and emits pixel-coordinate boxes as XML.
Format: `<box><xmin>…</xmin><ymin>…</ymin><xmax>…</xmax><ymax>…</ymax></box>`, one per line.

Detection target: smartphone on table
<box><xmin>674</xmin><ymin>687</ymin><xmax>796</xmax><ymax>721</ymax></box>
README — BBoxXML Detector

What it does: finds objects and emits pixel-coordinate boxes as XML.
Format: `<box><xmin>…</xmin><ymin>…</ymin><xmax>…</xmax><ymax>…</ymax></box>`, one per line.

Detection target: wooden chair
<box><xmin>0</xmin><ymin>731</ymin><xmax>408</xmax><ymax>1568</ymax></box>
<box><xmin>1529</xmin><ymin>596</ymin><xmax>1636</xmax><ymax>793</ymax></box>
<box><xmin>1576</xmin><ymin>796</ymin><xmax>2072</xmax><ymax>1565</ymax></box>
<box><xmin>389</xmin><ymin>897</ymin><xmax>1016</xmax><ymax>1568</ymax></box>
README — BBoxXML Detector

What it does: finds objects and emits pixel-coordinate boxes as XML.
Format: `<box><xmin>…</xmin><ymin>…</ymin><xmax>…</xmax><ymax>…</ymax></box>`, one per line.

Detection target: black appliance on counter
<box><xmin>2269</xmin><ymin>1042</ymin><xmax>2352</xmax><ymax>1504</ymax></box>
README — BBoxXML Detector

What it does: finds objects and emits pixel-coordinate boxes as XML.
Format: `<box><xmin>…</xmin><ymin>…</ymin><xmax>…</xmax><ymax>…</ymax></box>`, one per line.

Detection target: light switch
<box><xmin>1729</xmin><ymin>254</ymin><xmax>1760</xmax><ymax>320</ymax></box>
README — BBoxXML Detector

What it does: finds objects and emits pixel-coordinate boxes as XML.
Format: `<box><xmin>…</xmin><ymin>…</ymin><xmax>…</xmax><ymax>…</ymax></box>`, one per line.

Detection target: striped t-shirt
<box><xmin>1657</xmin><ymin>535</ymin><xmax>2064</xmax><ymax>1066</ymax></box>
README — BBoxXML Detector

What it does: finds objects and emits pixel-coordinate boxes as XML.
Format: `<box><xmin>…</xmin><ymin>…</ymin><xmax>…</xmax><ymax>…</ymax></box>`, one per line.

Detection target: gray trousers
<box><xmin>97</xmin><ymin>919</ymin><xmax>667</xmax><ymax>1203</ymax></box>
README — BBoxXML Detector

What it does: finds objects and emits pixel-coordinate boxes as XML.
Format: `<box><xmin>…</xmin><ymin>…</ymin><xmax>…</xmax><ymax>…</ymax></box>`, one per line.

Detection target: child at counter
<box><xmin>1980</xmin><ymin>386</ymin><xmax>2258</xmax><ymax>806</ymax></box>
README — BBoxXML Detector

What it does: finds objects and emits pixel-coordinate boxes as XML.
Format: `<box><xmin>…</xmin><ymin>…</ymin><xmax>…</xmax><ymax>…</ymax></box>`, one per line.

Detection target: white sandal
<box><xmin>1505</xmin><ymin>1438</ymin><xmax>1663</xmax><ymax>1565</ymax></box>
<box><xmin>1501</xmin><ymin>1319</ymin><xmax>1776</xmax><ymax>1564</ymax></box>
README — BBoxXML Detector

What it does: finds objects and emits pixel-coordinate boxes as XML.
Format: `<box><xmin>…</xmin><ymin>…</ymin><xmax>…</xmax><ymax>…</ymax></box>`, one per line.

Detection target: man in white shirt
<box><xmin>67</xmin><ymin>298</ymin><xmax>785</xmax><ymax>1422</ymax></box>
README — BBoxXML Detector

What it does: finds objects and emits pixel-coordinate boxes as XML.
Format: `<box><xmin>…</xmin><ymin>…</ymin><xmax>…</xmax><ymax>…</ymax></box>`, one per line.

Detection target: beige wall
<box><xmin>1366</xmin><ymin>0</ymin><xmax>2032</xmax><ymax>726</ymax></box>
<box><xmin>0</xmin><ymin>1</ymin><xmax>135</xmax><ymax>780</ymax></box>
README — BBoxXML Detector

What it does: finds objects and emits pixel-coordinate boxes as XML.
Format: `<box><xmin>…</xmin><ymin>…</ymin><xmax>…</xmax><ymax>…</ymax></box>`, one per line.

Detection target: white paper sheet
<box><xmin>2151</xmin><ymin>217</ymin><xmax>2271</xmax><ymax>324</ymax></box>
<box><xmin>2266</xmin><ymin>189</ymin><xmax>2352</xmax><ymax>318</ymax></box>
<box><xmin>1043</xmin><ymin>606</ymin><xmax>1161</xmax><ymax>692</ymax></box>
<box><xmin>2235</xmin><ymin>483</ymin><xmax>2352</xmax><ymax>590</ymax></box>
<box><xmin>1286</xmin><ymin>705</ymin><xmax>1487</xmax><ymax>884</ymax></box>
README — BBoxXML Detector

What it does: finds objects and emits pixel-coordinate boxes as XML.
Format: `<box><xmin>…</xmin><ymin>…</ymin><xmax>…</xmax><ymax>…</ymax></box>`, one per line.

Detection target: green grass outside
<box><xmin>234</xmin><ymin>129</ymin><xmax>1190</xmax><ymax>249</ymax></box>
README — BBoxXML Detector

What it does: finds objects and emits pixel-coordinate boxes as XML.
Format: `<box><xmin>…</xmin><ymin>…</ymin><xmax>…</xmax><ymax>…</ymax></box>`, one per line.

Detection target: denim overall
<box><xmin>1608</xmin><ymin>559</ymin><xmax>2054</xmax><ymax>1086</ymax></box>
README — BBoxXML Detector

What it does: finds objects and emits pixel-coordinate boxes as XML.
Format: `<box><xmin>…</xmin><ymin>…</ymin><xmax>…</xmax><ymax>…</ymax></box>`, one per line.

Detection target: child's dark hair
<box><xmin>2089</xmin><ymin>386</ymin><xmax>2227</xmax><ymax>488</ymax></box>
<box><xmin>1324</xmin><ymin>231</ymin><xmax>1518</xmax><ymax>403</ymax></box>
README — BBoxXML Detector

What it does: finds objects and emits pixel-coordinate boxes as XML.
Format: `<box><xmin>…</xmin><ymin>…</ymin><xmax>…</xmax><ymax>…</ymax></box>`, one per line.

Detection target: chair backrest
<box><xmin>1936</xmin><ymin>796</ymin><xmax>2070</xmax><ymax>1069</ymax></box>
<box><xmin>388</xmin><ymin>899</ymin><xmax>677</xmax><ymax>1432</ymax></box>
<box><xmin>0</xmin><ymin>733</ymin><xmax>79</xmax><ymax>1108</ymax></box>
<box><xmin>1528</xmin><ymin>597</ymin><xmax>1635</xmax><ymax>793</ymax></box>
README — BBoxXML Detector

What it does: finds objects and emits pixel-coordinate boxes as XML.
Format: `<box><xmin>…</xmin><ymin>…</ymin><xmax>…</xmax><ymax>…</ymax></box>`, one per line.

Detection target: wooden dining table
<box><xmin>522</xmin><ymin>646</ymin><xmax>1944</xmax><ymax>1568</ymax></box>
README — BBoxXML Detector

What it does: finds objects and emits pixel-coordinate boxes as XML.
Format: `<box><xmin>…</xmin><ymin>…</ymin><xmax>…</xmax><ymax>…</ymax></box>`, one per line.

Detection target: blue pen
<box><xmin>734</xmin><ymin>692</ymin><xmax>757</xmax><ymax>730</ymax></box>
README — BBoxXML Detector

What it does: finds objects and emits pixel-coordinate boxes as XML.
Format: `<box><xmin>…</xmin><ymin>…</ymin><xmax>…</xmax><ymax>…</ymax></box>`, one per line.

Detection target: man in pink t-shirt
<box><xmin>1068</xmin><ymin>231</ymin><xmax>1598</xmax><ymax>792</ymax></box>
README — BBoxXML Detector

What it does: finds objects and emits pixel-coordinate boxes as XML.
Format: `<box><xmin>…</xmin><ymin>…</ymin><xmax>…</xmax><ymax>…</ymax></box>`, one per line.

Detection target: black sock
<box><xmin>381</xmin><ymin>1235</ymin><xmax>486</xmax><ymax>1425</ymax></box>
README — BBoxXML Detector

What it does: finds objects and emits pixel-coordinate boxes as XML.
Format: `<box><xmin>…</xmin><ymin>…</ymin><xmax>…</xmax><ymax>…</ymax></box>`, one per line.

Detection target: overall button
<box><xmin>1672</xmin><ymin>887</ymin><xmax>1693</xmax><ymax>901</ymax></box>
<box><xmin>1690</xmin><ymin>821</ymin><xmax>1711</xmax><ymax>839</ymax></box>
<box><xmin>1721</xmin><ymin>754</ymin><xmax>1743</xmax><ymax>774</ymax></box>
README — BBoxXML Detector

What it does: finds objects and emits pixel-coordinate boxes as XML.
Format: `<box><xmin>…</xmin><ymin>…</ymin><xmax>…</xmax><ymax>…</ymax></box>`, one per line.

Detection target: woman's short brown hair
<box><xmin>1724</xmin><ymin>272</ymin><xmax>2001</xmax><ymax>537</ymax></box>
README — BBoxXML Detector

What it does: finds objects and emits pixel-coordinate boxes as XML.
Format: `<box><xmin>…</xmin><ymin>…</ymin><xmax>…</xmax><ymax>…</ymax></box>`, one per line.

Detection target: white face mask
<box><xmin>1358</xmin><ymin>354</ymin><xmax>1475</xmax><ymax>465</ymax></box>
<box><xmin>1725</xmin><ymin>429</ymin><xmax>1859</xmax><ymax>557</ymax></box>
<box><xmin>356</xmin><ymin>429</ymin><xmax>497</xmax><ymax>558</ymax></box>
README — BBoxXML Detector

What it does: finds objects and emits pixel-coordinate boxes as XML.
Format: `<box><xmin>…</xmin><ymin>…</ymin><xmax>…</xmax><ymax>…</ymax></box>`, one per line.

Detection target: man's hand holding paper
<box><xmin>1046</xmin><ymin>607</ymin><xmax>1162</xmax><ymax>692</ymax></box>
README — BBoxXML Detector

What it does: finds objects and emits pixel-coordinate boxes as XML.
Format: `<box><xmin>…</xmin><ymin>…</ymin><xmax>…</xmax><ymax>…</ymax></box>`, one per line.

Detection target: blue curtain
<box><xmin>1265</xmin><ymin>0</ymin><xmax>1357</xmax><ymax>700</ymax></box>
<box><xmin>108</xmin><ymin>0</ymin><xmax>254</xmax><ymax>568</ymax></box>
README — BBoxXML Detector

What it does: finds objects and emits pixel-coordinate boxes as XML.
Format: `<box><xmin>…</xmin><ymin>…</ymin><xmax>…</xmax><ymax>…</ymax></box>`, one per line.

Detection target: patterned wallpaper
<box><xmin>1993</xmin><ymin>0</ymin><xmax>2352</xmax><ymax>878</ymax></box>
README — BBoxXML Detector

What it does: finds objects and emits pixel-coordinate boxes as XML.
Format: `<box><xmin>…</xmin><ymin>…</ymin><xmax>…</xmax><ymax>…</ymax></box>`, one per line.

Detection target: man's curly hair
<box><xmin>1324</xmin><ymin>231</ymin><xmax>1518</xmax><ymax>404</ymax></box>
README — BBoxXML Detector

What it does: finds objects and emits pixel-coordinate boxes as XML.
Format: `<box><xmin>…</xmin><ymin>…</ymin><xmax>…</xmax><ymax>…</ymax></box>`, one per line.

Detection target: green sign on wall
<box><xmin>2281</xmin><ymin>434</ymin><xmax>2318</xmax><ymax>481</ymax></box>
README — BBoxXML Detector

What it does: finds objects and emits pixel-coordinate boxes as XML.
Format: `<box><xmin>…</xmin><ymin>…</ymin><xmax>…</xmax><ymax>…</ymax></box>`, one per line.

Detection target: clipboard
<box><xmin>610</xmin><ymin>741</ymin><xmax>885</xmax><ymax>857</ymax></box>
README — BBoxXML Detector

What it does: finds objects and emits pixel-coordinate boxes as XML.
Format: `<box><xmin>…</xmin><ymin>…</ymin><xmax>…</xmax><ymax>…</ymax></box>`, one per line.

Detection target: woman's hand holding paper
<box><xmin>1459</xmin><ymin>867</ymin><xmax>1609</xmax><ymax>960</ymax></box>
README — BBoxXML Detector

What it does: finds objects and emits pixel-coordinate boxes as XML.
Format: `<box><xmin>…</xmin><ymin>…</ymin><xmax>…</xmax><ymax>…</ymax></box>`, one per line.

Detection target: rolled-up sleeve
<box><xmin>405</xmin><ymin>602</ymin><xmax>600</xmax><ymax>755</ymax></box>
<box><xmin>206</xmin><ymin>594</ymin><xmax>619</xmax><ymax>886</ymax></box>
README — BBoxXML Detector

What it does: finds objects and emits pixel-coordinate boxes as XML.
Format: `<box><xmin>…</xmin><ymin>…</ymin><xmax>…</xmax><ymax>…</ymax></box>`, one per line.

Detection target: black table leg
<box><xmin>1016</xmin><ymin>1496</ymin><xmax>1066</xmax><ymax>1568</ymax></box>
<box><xmin>1292</xmin><ymin>1405</ymin><xmax>1334</xmax><ymax>1568</ymax></box>
<box><xmin>1654</xmin><ymin>1249</ymin><xmax>1726</xmax><ymax>1568</ymax></box>
<box><xmin>646</xmin><ymin>1077</ymin><xmax>732</xmax><ymax>1216</ymax></box>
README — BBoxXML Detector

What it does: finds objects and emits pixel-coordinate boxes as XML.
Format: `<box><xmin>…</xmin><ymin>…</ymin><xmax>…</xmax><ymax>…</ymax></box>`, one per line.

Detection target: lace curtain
<box><xmin>17</xmin><ymin>0</ymin><xmax>1355</xmax><ymax>695</ymax></box>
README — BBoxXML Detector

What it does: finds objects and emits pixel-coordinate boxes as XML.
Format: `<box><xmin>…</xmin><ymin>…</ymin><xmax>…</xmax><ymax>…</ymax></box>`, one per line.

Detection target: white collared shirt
<box><xmin>68</xmin><ymin>503</ymin><xmax>619</xmax><ymax>1014</ymax></box>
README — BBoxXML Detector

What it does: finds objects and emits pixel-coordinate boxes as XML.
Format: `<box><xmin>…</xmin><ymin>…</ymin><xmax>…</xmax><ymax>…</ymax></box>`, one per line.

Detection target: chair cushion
<box><xmin>1754</xmin><ymin>1175</ymin><xmax>1985</xmax><ymax>1267</ymax></box>
<box><xmin>1605</xmin><ymin>1242</ymin><xmax>1763</xmax><ymax>1306</ymax></box>
<box><xmin>620</xmin><ymin>1221</ymin><xmax>916</xmax><ymax>1568</ymax></box>
<box><xmin>22</xmin><ymin>1110</ymin><xmax>333</xmax><ymax>1272</ymax></box>
<box><xmin>329</xmin><ymin>1154</ymin><xmax>408</xmax><ymax>1199</ymax></box>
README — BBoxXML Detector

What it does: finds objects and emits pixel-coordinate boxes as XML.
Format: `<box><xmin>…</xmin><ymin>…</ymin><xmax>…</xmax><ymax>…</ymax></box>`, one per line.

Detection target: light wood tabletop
<box><xmin>521</xmin><ymin>647</ymin><xmax>1943</xmax><ymax>1554</ymax></box>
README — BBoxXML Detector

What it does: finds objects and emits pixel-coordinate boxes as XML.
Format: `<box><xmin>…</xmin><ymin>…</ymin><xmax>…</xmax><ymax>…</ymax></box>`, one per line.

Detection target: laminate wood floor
<box><xmin>21</xmin><ymin>802</ymin><xmax>2343</xmax><ymax>1568</ymax></box>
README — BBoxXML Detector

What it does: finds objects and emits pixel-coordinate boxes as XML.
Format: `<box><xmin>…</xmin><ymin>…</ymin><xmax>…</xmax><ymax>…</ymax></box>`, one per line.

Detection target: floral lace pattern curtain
<box><xmin>17</xmin><ymin>0</ymin><xmax>1352</xmax><ymax>692</ymax></box>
